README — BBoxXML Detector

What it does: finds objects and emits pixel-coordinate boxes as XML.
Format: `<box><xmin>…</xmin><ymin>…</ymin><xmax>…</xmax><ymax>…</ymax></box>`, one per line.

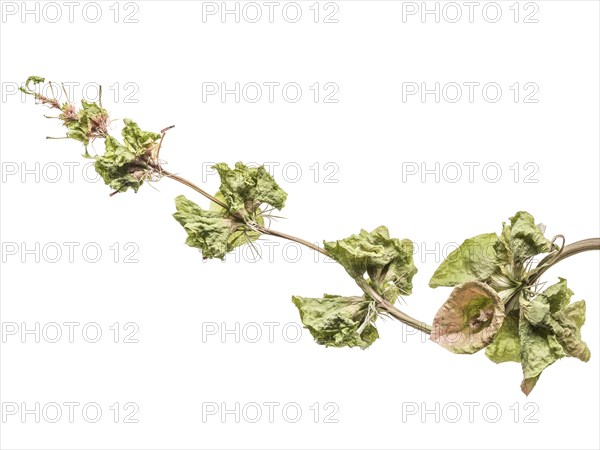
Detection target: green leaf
<box><xmin>324</xmin><ymin>226</ymin><xmax>417</xmax><ymax>301</ymax></box>
<box><xmin>486</xmin><ymin>279</ymin><xmax>590</xmax><ymax>385</ymax></box>
<box><xmin>80</xmin><ymin>100</ymin><xmax>105</xmax><ymax>119</ymax></box>
<box><xmin>485</xmin><ymin>311</ymin><xmax>521</xmax><ymax>363</ymax></box>
<box><xmin>292</xmin><ymin>294</ymin><xmax>379</xmax><ymax>349</ymax></box>
<box><xmin>65</xmin><ymin>121</ymin><xmax>89</xmax><ymax>146</ymax></box>
<box><xmin>536</xmin><ymin>277</ymin><xmax>572</xmax><ymax>313</ymax></box>
<box><xmin>64</xmin><ymin>100</ymin><xmax>110</xmax><ymax>150</ymax></box>
<box><xmin>94</xmin><ymin>136</ymin><xmax>146</xmax><ymax>194</ymax></box>
<box><xmin>496</xmin><ymin>211</ymin><xmax>552</xmax><ymax>265</ymax></box>
<box><xmin>121</xmin><ymin>118</ymin><xmax>161</xmax><ymax>156</ymax></box>
<box><xmin>521</xmin><ymin>280</ymin><xmax>589</xmax><ymax>361</ymax></box>
<box><xmin>522</xmin><ymin>296</ymin><xmax>551</xmax><ymax>326</ymax></box>
<box><xmin>430</xmin><ymin>281</ymin><xmax>505</xmax><ymax>354</ymax></box>
<box><xmin>20</xmin><ymin>76</ymin><xmax>115</xmax><ymax>154</ymax></box>
<box><xmin>19</xmin><ymin>75</ymin><xmax>45</xmax><ymax>94</ymax></box>
<box><xmin>209</xmin><ymin>191</ymin><xmax>263</xmax><ymax>251</ymax></box>
<box><xmin>214</xmin><ymin>162</ymin><xmax>287</xmax><ymax>216</ymax></box>
<box><xmin>519</xmin><ymin>307</ymin><xmax>566</xmax><ymax>396</ymax></box>
<box><xmin>548</xmin><ymin>300</ymin><xmax>590</xmax><ymax>362</ymax></box>
<box><xmin>173</xmin><ymin>195</ymin><xmax>233</xmax><ymax>260</ymax></box>
<box><xmin>174</xmin><ymin>193</ymin><xmax>266</xmax><ymax>259</ymax></box>
<box><xmin>92</xmin><ymin>120</ymin><xmax>161</xmax><ymax>193</ymax></box>
<box><xmin>26</xmin><ymin>75</ymin><xmax>45</xmax><ymax>85</ymax></box>
<box><xmin>429</xmin><ymin>233</ymin><xmax>499</xmax><ymax>288</ymax></box>
<box><xmin>430</xmin><ymin>212</ymin><xmax>552</xmax><ymax>297</ymax></box>
<box><xmin>516</xmin><ymin>279</ymin><xmax>590</xmax><ymax>395</ymax></box>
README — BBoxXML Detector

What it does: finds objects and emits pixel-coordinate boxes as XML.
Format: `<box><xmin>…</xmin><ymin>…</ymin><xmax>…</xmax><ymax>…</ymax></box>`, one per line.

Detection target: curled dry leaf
<box><xmin>431</xmin><ymin>281</ymin><xmax>505</xmax><ymax>354</ymax></box>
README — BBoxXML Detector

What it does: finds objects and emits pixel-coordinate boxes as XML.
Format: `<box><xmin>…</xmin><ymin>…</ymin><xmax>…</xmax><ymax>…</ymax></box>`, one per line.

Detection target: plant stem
<box><xmin>257</xmin><ymin>226</ymin><xmax>329</xmax><ymax>257</ymax></box>
<box><xmin>160</xmin><ymin>169</ymin><xmax>228</xmax><ymax>209</ymax></box>
<box><xmin>528</xmin><ymin>238</ymin><xmax>600</xmax><ymax>289</ymax></box>
<box><xmin>160</xmin><ymin>169</ymin><xmax>434</xmax><ymax>334</ymax></box>
<box><xmin>536</xmin><ymin>238</ymin><xmax>600</xmax><ymax>274</ymax></box>
<box><xmin>355</xmin><ymin>278</ymin><xmax>432</xmax><ymax>334</ymax></box>
<box><xmin>159</xmin><ymin>169</ymin><xmax>598</xmax><ymax>337</ymax></box>
<box><xmin>505</xmin><ymin>238</ymin><xmax>600</xmax><ymax>313</ymax></box>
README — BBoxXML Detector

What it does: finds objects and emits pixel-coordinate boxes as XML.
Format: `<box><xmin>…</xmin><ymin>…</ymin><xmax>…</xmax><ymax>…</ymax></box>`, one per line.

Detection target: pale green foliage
<box><xmin>23</xmin><ymin>76</ymin><xmax>596</xmax><ymax>396</ymax></box>
<box><xmin>173</xmin><ymin>162</ymin><xmax>286</xmax><ymax>259</ymax></box>
<box><xmin>19</xmin><ymin>75</ymin><xmax>45</xmax><ymax>93</ymax></box>
<box><xmin>173</xmin><ymin>195</ymin><xmax>233</xmax><ymax>260</ymax></box>
<box><xmin>20</xmin><ymin>75</ymin><xmax>111</xmax><ymax>151</ymax></box>
<box><xmin>93</xmin><ymin>120</ymin><xmax>161</xmax><ymax>194</ymax></box>
<box><xmin>65</xmin><ymin>100</ymin><xmax>109</xmax><ymax>149</ymax></box>
<box><xmin>430</xmin><ymin>213</ymin><xmax>590</xmax><ymax>394</ymax></box>
<box><xmin>209</xmin><ymin>191</ymin><xmax>264</xmax><ymax>251</ymax></box>
<box><xmin>214</xmin><ymin>162</ymin><xmax>287</xmax><ymax>216</ymax></box>
<box><xmin>324</xmin><ymin>226</ymin><xmax>417</xmax><ymax>302</ymax></box>
<box><xmin>291</xmin><ymin>227</ymin><xmax>417</xmax><ymax>349</ymax></box>
<box><xmin>485</xmin><ymin>312</ymin><xmax>521</xmax><ymax>363</ymax></box>
<box><xmin>21</xmin><ymin>75</ymin><xmax>161</xmax><ymax>193</ymax></box>
<box><xmin>485</xmin><ymin>279</ymin><xmax>590</xmax><ymax>395</ymax></box>
<box><xmin>496</xmin><ymin>211</ymin><xmax>553</xmax><ymax>265</ymax></box>
<box><xmin>292</xmin><ymin>294</ymin><xmax>379</xmax><ymax>349</ymax></box>
<box><xmin>121</xmin><ymin>118</ymin><xmax>161</xmax><ymax>154</ymax></box>
<box><xmin>429</xmin><ymin>233</ymin><xmax>498</xmax><ymax>288</ymax></box>
<box><xmin>430</xmin><ymin>212</ymin><xmax>554</xmax><ymax>301</ymax></box>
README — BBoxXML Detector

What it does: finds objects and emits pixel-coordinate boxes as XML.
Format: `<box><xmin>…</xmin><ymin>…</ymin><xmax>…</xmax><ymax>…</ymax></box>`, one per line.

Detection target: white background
<box><xmin>1</xmin><ymin>1</ymin><xmax>599</xmax><ymax>449</ymax></box>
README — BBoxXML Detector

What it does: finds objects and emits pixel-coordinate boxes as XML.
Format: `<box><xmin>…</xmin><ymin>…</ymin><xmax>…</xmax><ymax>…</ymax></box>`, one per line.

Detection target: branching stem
<box><xmin>24</xmin><ymin>78</ymin><xmax>600</xmax><ymax>347</ymax></box>
<box><xmin>159</xmin><ymin>169</ymin><xmax>434</xmax><ymax>333</ymax></box>
<box><xmin>504</xmin><ymin>238</ymin><xmax>600</xmax><ymax>313</ymax></box>
<box><xmin>159</xmin><ymin>169</ymin><xmax>599</xmax><ymax>336</ymax></box>
<box><xmin>355</xmin><ymin>277</ymin><xmax>432</xmax><ymax>334</ymax></box>
<box><xmin>160</xmin><ymin>169</ymin><xmax>228</xmax><ymax>209</ymax></box>
<box><xmin>257</xmin><ymin>226</ymin><xmax>328</xmax><ymax>257</ymax></box>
